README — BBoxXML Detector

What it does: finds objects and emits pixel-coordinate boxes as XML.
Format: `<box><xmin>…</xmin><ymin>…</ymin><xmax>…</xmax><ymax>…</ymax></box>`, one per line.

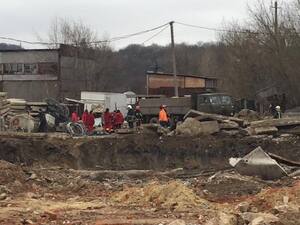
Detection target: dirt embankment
<box><xmin>0</xmin><ymin>133</ymin><xmax>299</xmax><ymax>171</ymax></box>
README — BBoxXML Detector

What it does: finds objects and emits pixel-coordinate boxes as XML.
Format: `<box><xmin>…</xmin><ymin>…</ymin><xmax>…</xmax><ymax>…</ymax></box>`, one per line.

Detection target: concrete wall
<box><xmin>3</xmin><ymin>80</ymin><xmax>59</xmax><ymax>101</ymax></box>
<box><xmin>0</xmin><ymin>46</ymin><xmax>98</xmax><ymax>101</ymax></box>
<box><xmin>0</xmin><ymin>50</ymin><xmax>59</xmax><ymax>64</ymax></box>
<box><xmin>60</xmin><ymin>55</ymin><xmax>97</xmax><ymax>99</ymax></box>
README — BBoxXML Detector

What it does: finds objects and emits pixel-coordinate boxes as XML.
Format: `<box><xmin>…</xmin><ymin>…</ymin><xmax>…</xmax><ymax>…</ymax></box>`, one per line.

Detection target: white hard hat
<box><xmin>127</xmin><ymin>105</ymin><xmax>132</xmax><ymax>109</ymax></box>
<box><xmin>275</xmin><ymin>105</ymin><xmax>281</xmax><ymax>110</ymax></box>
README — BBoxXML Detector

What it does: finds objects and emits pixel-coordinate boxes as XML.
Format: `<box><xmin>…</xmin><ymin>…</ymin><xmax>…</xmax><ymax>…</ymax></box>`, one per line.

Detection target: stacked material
<box><xmin>7</xmin><ymin>99</ymin><xmax>27</xmax><ymax>118</ymax></box>
<box><xmin>26</xmin><ymin>102</ymin><xmax>48</xmax><ymax>116</ymax></box>
<box><xmin>0</xmin><ymin>92</ymin><xmax>10</xmax><ymax>117</ymax></box>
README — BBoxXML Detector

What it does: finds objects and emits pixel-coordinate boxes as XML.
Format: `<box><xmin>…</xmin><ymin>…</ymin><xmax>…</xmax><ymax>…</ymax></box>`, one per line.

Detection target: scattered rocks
<box><xmin>236</xmin><ymin>201</ymin><xmax>250</xmax><ymax>213</ymax></box>
<box><xmin>204</xmin><ymin>212</ymin><xmax>237</xmax><ymax>225</ymax></box>
<box><xmin>240</xmin><ymin>212</ymin><xmax>279</xmax><ymax>224</ymax></box>
<box><xmin>167</xmin><ymin>219</ymin><xmax>186</xmax><ymax>225</ymax></box>
<box><xmin>0</xmin><ymin>193</ymin><xmax>7</xmax><ymax>200</ymax></box>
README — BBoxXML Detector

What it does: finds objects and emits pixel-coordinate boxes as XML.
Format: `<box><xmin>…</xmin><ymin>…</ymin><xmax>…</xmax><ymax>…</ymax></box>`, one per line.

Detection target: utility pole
<box><xmin>274</xmin><ymin>1</ymin><xmax>278</xmax><ymax>38</ymax></box>
<box><xmin>170</xmin><ymin>21</ymin><xmax>178</xmax><ymax>97</ymax></box>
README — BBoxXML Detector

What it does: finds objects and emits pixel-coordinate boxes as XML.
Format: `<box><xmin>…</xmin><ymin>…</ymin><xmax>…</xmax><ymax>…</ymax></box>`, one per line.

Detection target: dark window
<box><xmin>24</xmin><ymin>64</ymin><xmax>38</xmax><ymax>74</ymax></box>
<box><xmin>3</xmin><ymin>63</ymin><xmax>23</xmax><ymax>74</ymax></box>
<box><xmin>38</xmin><ymin>63</ymin><xmax>58</xmax><ymax>74</ymax></box>
<box><xmin>0</xmin><ymin>64</ymin><xmax>3</xmax><ymax>74</ymax></box>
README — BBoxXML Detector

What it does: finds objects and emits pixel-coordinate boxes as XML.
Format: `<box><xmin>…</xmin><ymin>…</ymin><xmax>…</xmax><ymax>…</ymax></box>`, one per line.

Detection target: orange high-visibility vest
<box><xmin>159</xmin><ymin>109</ymin><xmax>168</xmax><ymax>122</ymax></box>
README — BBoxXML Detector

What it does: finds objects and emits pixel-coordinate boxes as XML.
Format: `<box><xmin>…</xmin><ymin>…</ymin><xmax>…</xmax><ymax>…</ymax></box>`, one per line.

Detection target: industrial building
<box><xmin>146</xmin><ymin>71</ymin><xmax>218</xmax><ymax>97</ymax></box>
<box><xmin>0</xmin><ymin>44</ymin><xmax>97</xmax><ymax>101</ymax></box>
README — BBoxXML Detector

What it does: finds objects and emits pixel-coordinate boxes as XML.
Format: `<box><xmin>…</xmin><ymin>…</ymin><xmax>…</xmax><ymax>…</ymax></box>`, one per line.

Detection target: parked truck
<box><xmin>138</xmin><ymin>93</ymin><xmax>236</xmax><ymax>123</ymax></box>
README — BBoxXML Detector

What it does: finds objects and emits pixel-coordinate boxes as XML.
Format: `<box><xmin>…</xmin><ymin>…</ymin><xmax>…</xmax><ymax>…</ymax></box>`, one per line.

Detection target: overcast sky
<box><xmin>0</xmin><ymin>0</ymin><xmax>292</xmax><ymax>49</ymax></box>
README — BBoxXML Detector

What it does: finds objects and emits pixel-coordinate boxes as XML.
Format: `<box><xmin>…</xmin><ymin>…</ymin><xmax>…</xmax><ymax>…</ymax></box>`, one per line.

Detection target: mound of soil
<box><xmin>111</xmin><ymin>180</ymin><xmax>210</xmax><ymax>212</ymax></box>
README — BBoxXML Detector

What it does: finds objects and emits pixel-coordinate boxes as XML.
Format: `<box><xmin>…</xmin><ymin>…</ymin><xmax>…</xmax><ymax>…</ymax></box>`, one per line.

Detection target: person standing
<box><xmin>82</xmin><ymin>109</ymin><xmax>89</xmax><ymax>128</ymax></box>
<box><xmin>114</xmin><ymin>110</ymin><xmax>124</xmax><ymax>129</ymax></box>
<box><xmin>126</xmin><ymin>105</ymin><xmax>135</xmax><ymax>129</ymax></box>
<box><xmin>103</xmin><ymin>108</ymin><xmax>113</xmax><ymax>132</ymax></box>
<box><xmin>71</xmin><ymin>111</ymin><xmax>79</xmax><ymax>122</ymax></box>
<box><xmin>38</xmin><ymin>109</ymin><xmax>47</xmax><ymax>132</ymax></box>
<box><xmin>87</xmin><ymin>110</ymin><xmax>95</xmax><ymax>132</ymax></box>
<box><xmin>159</xmin><ymin>105</ymin><xmax>168</xmax><ymax>128</ymax></box>
<box><xmin>135</xmin><ymin>105</ymin><xmax>143</xmax><ymax>128</ymax></box>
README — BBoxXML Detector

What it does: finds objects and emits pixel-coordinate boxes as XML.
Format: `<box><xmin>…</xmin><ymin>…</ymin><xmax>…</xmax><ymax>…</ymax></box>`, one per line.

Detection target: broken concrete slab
<box><xmin>219</xmin><ymin>120</ymin><xmax>239</xmax><ymax>129</ymax></box>
<box><xmin>254</xmin><ymin>126</ymin><xmax>278</xmax><ymax>135</ymax></box>
<box><xmin>176</xmin><ymin>118</ymin><xmax>220</xmax><ymax>136</ymax></box>
<box><xmin>250</xmin><ymin>116</ymin><xmax>300</xmax><ymax>128</ymax></box>
<box><xmin>184</xmin><ymin>109</ymin><xmax>244</xmax><ymax>126</ymax></box>
<box><xmin>230</xmin><ymin>147</ymin><xmax>288</xmax><ymax>180</ymax></box>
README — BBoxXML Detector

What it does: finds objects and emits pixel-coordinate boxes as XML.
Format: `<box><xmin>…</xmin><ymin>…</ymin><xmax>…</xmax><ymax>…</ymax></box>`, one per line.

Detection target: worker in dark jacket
<box><xmin>38</xmin><ymin>109</ymin><xmax>47</xmax><ymax>132</ymax></box>
<box><xmin>135</xmin><ymin>105</ymin><xmax>143</xmax><ymax>128</ymax></box>
<box><xmin>126</xmin><ymin>105</ymin><xmax>135</xmax><ymax>129</ymax></box>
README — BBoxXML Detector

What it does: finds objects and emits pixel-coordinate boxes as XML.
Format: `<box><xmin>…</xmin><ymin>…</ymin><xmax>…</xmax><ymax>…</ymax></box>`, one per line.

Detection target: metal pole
<box><xmin>274</xmin><ymin>1</ymin><xmax>278</xmax><ymax>38</ymax></box>
<box><xmin>170</xmin><ymin>21</ymin><xmax>178</xmax><ymax>97</ymax></box>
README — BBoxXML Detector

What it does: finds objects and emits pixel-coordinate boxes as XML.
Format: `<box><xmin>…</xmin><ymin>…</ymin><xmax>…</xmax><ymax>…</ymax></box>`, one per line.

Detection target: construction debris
<box><xmin>184</xmin><ymin>109</ymin><xmax>245</xmax><ymax>126</ymax></box>
<box><xmin>0</xmin><ymin>92</ymin><xmax>10</xmax><ymax>117</ymax></box>
<box><xmin>229</xmin><ymin>147</ymin><xmax>288</xmax><ymax>180</ymax></box>
<box><xmin>250</xmin><ymin>116</ymin><xmax>300</xmax><ymax>128</ymax></box>
<box><xmin>235</xmin><ymin>109</ymin><xmax>260</xmax><ymax>121</ymax></box>
<box><xmin>175</xmin><ymin>118</ymin><xmax>220</xmax><ymax>136</ymax></box>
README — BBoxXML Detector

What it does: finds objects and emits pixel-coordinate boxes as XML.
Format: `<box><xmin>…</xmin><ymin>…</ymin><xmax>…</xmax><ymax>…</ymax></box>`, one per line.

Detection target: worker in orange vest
<box><xmin>159</xmin><ymin>105</ymin><xmax>169</xmax><ymax>128</ymax></box>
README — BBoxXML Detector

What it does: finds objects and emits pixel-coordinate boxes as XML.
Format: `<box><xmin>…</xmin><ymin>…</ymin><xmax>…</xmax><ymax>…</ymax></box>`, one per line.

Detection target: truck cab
<box><xmin>192</xmin><ymin>93</ymin><xmax>235</xmax><ymax>116</ymax></box>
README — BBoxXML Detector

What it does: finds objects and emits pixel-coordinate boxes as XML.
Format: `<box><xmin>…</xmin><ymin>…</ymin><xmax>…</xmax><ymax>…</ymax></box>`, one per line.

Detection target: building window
<box><xmin>0</xmin><ymin>64</ymin><xmax>3</xmax><ymax>74</ymax></box>
<box><xmin>38</xmin><ymin>63</ymin><xmax>58</xmax><ymax>75</ymax></box>
<box><xmin>24</xmin><ymin>64</ymin><xmax>38</xmax><ymax>74</ymax></box>
<box><xmin>3</xmin><ymin>63</ymin><xmax>23</xmax><ymax>74</ymax></box>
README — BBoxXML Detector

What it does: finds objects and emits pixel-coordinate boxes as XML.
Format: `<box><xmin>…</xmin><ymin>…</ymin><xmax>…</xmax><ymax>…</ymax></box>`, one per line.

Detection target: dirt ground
<box><xmin>0</xmin><ymin>131</ymin><xmax>299</xmax><ymax>225</ymax></box>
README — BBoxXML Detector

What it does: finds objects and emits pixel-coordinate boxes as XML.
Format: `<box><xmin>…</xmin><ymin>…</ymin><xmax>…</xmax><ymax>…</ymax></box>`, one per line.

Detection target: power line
<box><xmin>175</xmin><ymin>21</ymin><xmax>259</xmax><ymax>34</ymax></box>
<box><xmin>0</xmin><ymin>22</ymin><xmax>170</xmax><ymax>46</ymax></box>
<box><xmin>141</xmin><ymin>24</ymin><xmax>169</xmax><ymax>45</ymax></box>
<box><xmin>107</xmin><ymin>22</ymin><xmax>170</xmax><ymax>42</ymax></box>
<box><xmin>0</xmin><ymin>36</ymin><xmax>57</xmax><ymax>46</ymax></box>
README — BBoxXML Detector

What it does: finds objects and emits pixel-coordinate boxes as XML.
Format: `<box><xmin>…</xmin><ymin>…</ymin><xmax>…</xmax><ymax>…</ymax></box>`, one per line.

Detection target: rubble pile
<box><xmin>26</xmin><ymin>101</ymin><xmax>48</xmax><ymax>116</ymax></box>
<box><xmin>0</xmin><ymin>92</ymin><xmax>10</xmax><ymax>117</ymax></box>
<box><xmin>111</xmin><ymin>180</ymin><xmax>210</xmax><ymax>211</ymax></box>
<box><xmin>172</xmin><ymin>109</ymin><xmax>300</xmax><ymax>138</ymax></box>
<box><xmin>0</xmin><ymin>92</ymin><xmax>10</xmax><ymax>131</ymax></box>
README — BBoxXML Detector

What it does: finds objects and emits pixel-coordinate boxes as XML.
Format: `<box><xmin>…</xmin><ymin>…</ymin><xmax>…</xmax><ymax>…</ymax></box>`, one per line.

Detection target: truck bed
<box><xmin>139</xmin><ymin>97</ymin><xmax>192</xmax><ymax>115</ymax></box>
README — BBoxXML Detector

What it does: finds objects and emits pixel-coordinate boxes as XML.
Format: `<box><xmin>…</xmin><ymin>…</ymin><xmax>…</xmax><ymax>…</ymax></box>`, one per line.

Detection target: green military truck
<box><xmin>138</xmin><ymin>93</ymin><xmax>236</xmax><ymax>123</ymax></box>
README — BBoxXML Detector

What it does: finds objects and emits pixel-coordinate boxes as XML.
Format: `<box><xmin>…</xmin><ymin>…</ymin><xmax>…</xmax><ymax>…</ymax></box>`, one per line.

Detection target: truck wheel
<box><xmin>149</xmin><ymin>117</ymin><xmax>158</xmax><ymax>124</ymax></box>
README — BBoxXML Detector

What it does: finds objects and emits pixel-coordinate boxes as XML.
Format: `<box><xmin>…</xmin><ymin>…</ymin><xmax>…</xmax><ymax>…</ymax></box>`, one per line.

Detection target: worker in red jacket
<box><xmin>114</xmin><ymin>110</ymin><xmax>124</xmax><ymax>129</ymax></box>
<box><xmin>103</xmin><ymin>108</ymin><xmax>113</xmax><ymax>132</ymax></box>
<box><xmin>71</xmin><ymin>111</ymin><xmax>79</xmax><ymax>122</ymax></box>
<box><xmin>82</xmin><ymin>109</ymin><xmax>89</xmax><ymax>128</ymax></box>
<box><xmin>87</xmin><ymin>110</ymin><xmax>95</xmax><ymax>132</ymax></box>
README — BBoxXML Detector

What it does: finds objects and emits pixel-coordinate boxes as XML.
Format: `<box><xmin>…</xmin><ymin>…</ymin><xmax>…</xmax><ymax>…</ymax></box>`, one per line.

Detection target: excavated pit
<box><xmin>0</xmin><ymin>133</ymin><xmax>299</xmax><ymax>171</ymax></box>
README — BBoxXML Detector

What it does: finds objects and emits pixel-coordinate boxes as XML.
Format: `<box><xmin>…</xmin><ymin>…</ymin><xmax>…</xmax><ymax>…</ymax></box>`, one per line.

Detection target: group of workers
<box><xmin>71</xmin><ymin>110</ymin><xmax>95</xmax><ymax>132</ymax></box>
<box><xmin>70</xmin><ymin>104</ymin><xmax>169</xmax><ymax>133</ymax></box>
<box><xmin>103</xmin><ymin>108</ymin><xmax>125</xmax><ymax>131</ymax></box>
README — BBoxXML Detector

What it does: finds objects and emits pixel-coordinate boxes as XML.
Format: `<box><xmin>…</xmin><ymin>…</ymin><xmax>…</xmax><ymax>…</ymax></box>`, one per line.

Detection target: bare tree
<box><xmin>218</xmin><ymin>0</ymin><xmax>300</xmax><ymax>106</ymax></box>
<box><xmin>46</xmin><ymin>17</ymin><xmax>100</xmax><ymax>48</ymax></box>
